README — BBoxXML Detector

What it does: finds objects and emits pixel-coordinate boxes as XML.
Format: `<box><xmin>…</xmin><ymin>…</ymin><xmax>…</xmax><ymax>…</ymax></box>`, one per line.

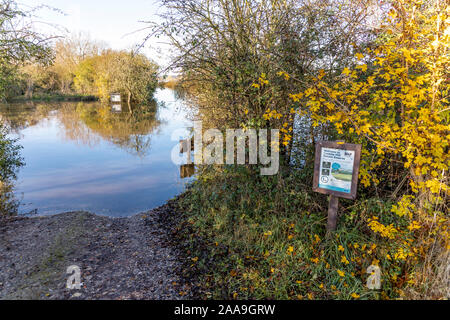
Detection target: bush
<box><xmin>0</xmin><ymin>124</ymin><xmax>24</xmax><ymax>216</ymax></box>
<box><xmin>178</xmin><ymin>164</ymin><xmax>447</xmax><ymax>299</ymax></box>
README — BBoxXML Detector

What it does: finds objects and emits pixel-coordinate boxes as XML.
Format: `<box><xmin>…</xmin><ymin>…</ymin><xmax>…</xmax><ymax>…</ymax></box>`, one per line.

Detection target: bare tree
<box><xmin>143</xmin><ymin>0</ymin><xmax>379</xmax><ymax>164</ymax></box>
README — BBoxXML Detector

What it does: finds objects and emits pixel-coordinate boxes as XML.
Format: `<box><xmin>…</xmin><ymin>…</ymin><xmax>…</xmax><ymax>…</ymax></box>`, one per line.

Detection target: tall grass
<box><xmin>177</xmin><ymin>164</ymin><xmax>447</xmax><ymax>300</ymax></box>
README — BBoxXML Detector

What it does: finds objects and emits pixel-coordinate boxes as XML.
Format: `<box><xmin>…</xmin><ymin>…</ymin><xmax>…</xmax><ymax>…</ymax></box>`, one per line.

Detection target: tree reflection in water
<box><xmin>1</xmin><ymin>100</ymin><xmax>163</xmax><ymax>158</ymax></box>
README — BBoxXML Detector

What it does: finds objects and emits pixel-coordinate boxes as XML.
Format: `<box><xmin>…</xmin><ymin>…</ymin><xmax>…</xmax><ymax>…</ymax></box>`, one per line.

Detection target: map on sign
<box><xmin>318</xmin><ymin>147</ymin><xmax>355</xmax><ymax>193</ymax></box>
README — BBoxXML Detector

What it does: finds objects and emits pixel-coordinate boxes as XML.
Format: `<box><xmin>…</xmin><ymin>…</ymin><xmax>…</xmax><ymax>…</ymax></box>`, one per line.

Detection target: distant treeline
<box><xmin>5</xmin><ymin>34</ymin><xmax>159</xmax><ymax>104</ymax></box>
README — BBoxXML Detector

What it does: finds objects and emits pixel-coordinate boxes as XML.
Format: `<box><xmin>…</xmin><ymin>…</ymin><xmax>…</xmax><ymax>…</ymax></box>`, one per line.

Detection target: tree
<box><xmin>0</xmin><ymin>0</ymin><xmax>52</xmax><ymax>100</ymax></box>
<box><xmin>112</xmin><ymin>52</ymin><xmax>159</xmax><ymax>106</ymax></box>
<box><xmin>50</xmin><ymin>33</ymin><xmax>105</xmax><ymax>94</ymax></box>
<box><xmin>73</xmin><ymin>55</ymin><xmax>97</xmax><ymax>95</ymax></box>
<box><xmin>19</xmin><ymin>62</ymin><xmax>50</xmax><ymax>98</ymax></box>
<box><xmin>73</xmin><ymin>50</ymin><xmax>159</xmax><ymax>105</ymax></box>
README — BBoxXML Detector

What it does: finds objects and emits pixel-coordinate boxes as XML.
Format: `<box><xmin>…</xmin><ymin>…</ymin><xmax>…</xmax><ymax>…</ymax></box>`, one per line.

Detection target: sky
<box><xmin>18</xmin><ymin>0</ymin><xmax>172</xmax><ymax>71</ymax></box>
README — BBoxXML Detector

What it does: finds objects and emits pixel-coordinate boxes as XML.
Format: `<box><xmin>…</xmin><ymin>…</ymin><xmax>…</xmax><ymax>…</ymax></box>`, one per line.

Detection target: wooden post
<box><xmin>326</xmin><ymin>195</ymin><xmax>339</xmax><ymax>232</ymax></box>
<box><xmin>180</xmin><ymin>139</ymin><xmax>193</xmax><ymax>164</ymax></box>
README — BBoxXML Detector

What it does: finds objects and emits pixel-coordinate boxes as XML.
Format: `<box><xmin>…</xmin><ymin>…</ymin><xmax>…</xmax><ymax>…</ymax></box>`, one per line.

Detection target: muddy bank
<box><xmin>0</xmin><ymin>200</ymin><xmax>194</xmax><ymax>300</ymax></box>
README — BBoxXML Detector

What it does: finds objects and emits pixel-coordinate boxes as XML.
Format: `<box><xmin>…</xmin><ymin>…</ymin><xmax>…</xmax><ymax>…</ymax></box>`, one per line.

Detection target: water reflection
<box><xmin>0</xmin><ymin>89</ymin><xmax>193</xmax><ymax>216</ymax></box>
<box><xmin>111</xmin><ymin>104</ymin><xmax>122</xmax><ymax>113</ymax></box>
<box><xmin>2</xmin><ymin>100</ymin><xmax>162</xmax><ymax>157</ymax></box>
<box><xmin>180</xmin><ymin>164</ymin><xmax>195</xmax><ymax>178</ymax></box>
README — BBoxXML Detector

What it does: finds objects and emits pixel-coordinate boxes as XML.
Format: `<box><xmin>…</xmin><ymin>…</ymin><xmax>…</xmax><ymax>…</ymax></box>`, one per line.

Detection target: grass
<box><xmin>176</xmin><ymin>165</ymin><xmax>427</xmax><ymax>300</ymax></box>
<box><xmin>9</xmin><ymin>93</ymin><xmax>98</xmax><ymax>102</ymax></box>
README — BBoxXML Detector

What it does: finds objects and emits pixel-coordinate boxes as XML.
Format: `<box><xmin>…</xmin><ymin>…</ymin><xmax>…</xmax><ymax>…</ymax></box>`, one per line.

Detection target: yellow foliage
<box><xmin>367</xmin><ymin>216</ymin><xmax>398</xmax><ymax>239</ymax></box>
<box><xmin>291</xmin><ymin>1</ymin><xmax>448</xmax><ymax>262</ymax></box>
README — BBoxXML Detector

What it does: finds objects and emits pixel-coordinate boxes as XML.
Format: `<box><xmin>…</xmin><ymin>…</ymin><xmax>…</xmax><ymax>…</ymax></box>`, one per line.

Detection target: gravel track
<box><xmin>0</xmin><ymin>202</ymin><xmax>191</xmax><ymax>300</ymax></box>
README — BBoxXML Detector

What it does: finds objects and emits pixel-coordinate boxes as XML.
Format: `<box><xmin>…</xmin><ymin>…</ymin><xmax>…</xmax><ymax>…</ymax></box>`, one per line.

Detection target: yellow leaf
<box><xmin>351</xmin><ymin>293</ymin><xmax>360</xmax><ymax>299</ymax></box>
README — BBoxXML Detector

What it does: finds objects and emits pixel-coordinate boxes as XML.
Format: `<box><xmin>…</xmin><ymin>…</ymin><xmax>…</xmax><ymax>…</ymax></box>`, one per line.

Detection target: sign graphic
<box><xmin>318</xmin><ymin>147</ymin><xmax>355</xmax><ymax>193</ymax></box>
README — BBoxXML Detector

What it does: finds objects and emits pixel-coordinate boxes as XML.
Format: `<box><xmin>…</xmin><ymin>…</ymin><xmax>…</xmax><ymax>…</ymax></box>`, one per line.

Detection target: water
<box><xmin>0</xmin><ymin>89</ymin><xmax>193</xmax><ymax>217</ymax></box>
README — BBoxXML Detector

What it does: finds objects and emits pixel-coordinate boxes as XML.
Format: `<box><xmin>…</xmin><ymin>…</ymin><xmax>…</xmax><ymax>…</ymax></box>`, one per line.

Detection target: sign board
<box><xmin>111</xmin><ymin>104</ymin><xmax>122</xmax><ymax>113</ymax></box>
<box><xmin>180</xmin><ymin>164</ymin><xmax>195</xmax><ymax>178</ymax></box>
<box><xmin>313</xmin><ymin>141</ymin><xmax>361</xmax><ymax>200</ymax></box>
<box><xmin>110</xmin><ymin>93</ymin><xmax>121</xmax><ymax>102</ymax></box>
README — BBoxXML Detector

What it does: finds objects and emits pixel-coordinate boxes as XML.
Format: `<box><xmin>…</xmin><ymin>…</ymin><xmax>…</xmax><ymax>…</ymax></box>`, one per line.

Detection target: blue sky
<box><xmin>18</xmin><ymin>0</ymin><xmax>170</xmax><ymax>68</ymax></box>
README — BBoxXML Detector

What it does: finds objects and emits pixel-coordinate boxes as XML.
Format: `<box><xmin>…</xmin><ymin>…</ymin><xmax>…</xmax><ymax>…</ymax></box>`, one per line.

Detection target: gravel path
<box><xmin>0</xmin><ymin>202</ymin><xmax>192</xmax><ymax>300</ymax></box>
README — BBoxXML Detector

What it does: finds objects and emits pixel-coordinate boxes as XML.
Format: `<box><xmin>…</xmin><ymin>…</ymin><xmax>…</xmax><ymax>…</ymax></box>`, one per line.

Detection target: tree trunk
<box><xmin>25</xmin><ymin>79</ymin><xmax>34</xmax><ymax>99</ymax></box>
<box><xmin>127</xmin><ymin>91</ymin><xmax>132</xmax><ymax>114</ymax></box>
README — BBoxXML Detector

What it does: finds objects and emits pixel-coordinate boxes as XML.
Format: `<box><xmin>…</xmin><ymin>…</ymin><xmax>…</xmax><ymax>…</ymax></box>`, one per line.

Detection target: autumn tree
<box><xmin>73</xmin><ymin>50</ymin><xmax>158</xmax><ymax>105</ymax></box>
<box><xmin>291</xmin><ymin>0</ymin><xmax>448</xmax><ymax>298</ymax></box>
<box><xmin>49</xmin><ymin>33</ymin><xmax>104</xmax><ymax>94</ymax></box>
<box><xmin>112</xmin><ymin>52</ymin><xmax>159</xmax><ymax>106</ymax></box>
<box><xmin>72</xmin><ymin>55</ymin><xmax>98</xmax><ymax>95</ymax></box>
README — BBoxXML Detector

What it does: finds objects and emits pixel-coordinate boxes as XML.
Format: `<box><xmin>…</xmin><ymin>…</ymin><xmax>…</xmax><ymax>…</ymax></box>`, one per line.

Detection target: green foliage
<box><xmin>0</xmin><ymin>124</ymin><xmax>24</xmax><ymax>181</ymax></box>
<box><xmin>0</xmin><ymin>124</ymin><xmax>24</xmax><ymax>216</ymax></box>
<box><xmin>0</xmin><ymin>0</ymin><xmax>52</xmax><ymax>100</ymax></box>
<box><xmin>0</xmin><ymin>57</ymin><xmax>21</xmax><ymax>100</ymax></box>
<box><xmin>112</xmin><ymin>52</ymin><xmax>159</xmax><ymax>104</ymax></box>
<box><xmin>73</xmin><ymin>50</ymin><xmax>159</xmax><ymax>104</ymax></box>
<box><xmin>5</xmin><ymin>31</ymin><xmax>159</xmax><ymax>102</ymax></box>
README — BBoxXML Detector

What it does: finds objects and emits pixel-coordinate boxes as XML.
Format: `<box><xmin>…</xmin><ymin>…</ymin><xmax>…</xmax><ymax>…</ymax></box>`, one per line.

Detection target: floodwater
<box><xmin>0</xmin><ymin>89</ymin><xmax>193</xmax><ymax>217</ymax></box>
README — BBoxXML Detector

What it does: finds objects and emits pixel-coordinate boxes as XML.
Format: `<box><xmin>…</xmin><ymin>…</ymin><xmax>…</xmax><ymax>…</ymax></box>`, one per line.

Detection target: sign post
<box><xmin>313</xmin><ymin>141</ymin><xmax>361</xmax><ymax>232</ymax></box>
<box><xmin>326</xmin><ymin>195</ymin><xmax>339</xmax><ymax>231</ymax></box>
